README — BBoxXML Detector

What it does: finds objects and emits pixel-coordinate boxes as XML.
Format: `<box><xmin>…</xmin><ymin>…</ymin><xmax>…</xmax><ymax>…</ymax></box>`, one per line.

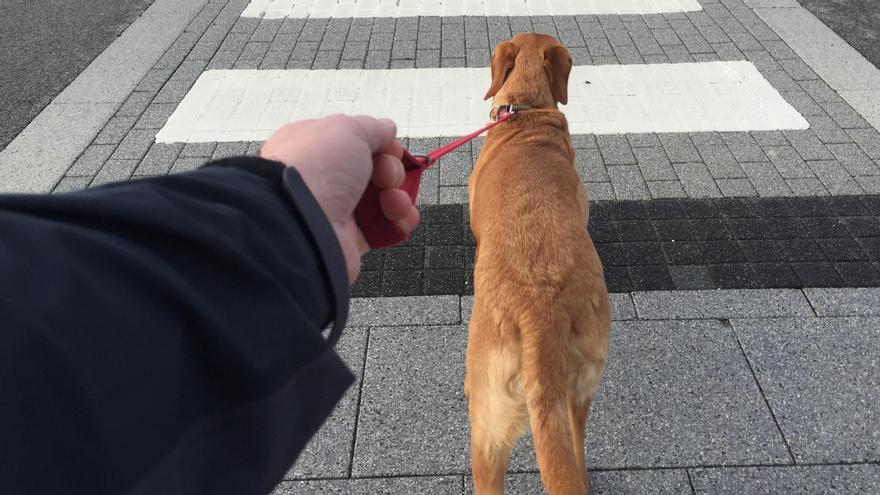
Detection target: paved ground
<box><xmin>800</xmin><ymin>0</ymin><xmax>880</xmax><ymax>69</ymax></box>
<box><xmin>3</xmin><ymin>0</ymin><xmax>879</xmax><ymax>492</ymax></box>
<box><xmin>0</xmin><ymin>0</ymin><xmax>155</xmax><ymax>150</ymax></box>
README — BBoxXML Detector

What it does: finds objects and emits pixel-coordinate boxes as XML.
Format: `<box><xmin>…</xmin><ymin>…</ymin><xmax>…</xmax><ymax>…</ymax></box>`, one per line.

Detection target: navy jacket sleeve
<box><xmin>0</xmin><ymin>157</ymin><xmax>354</xmax><ymax>495</ymax></box>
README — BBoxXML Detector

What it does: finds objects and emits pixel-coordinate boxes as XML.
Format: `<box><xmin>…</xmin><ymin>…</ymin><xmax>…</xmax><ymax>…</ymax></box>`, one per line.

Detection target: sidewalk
<box><xmin>275</xmin><ymin>288</ymin><xmax>880</xmax><ymax>493</ymax></box>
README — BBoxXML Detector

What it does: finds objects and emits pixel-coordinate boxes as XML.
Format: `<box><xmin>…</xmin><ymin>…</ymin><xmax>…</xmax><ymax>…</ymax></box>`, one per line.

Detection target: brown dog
<box><xmin>464</xmin><ymin>34</ymin><xmax>611</xmax><ymax>495</ymax></box>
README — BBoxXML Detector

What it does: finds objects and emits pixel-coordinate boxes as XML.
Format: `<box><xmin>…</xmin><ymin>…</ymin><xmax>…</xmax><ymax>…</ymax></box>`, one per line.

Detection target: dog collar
<box><xmin>489</xmin><ymin>104</ymin><xmax>531</xmax><ymax>121</ymax></box>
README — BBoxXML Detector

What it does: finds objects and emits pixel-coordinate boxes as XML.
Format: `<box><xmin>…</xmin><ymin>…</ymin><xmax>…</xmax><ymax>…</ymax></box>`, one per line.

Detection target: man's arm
<box><xmin>0</xmin><ymin>159</ymin><xmax>353</xmax><ymax>495</ymax></box>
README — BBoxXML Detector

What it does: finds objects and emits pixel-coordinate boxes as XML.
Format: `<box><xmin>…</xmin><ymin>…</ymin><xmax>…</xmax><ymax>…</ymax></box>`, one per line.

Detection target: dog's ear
<box><xmin>485</xmin><ymin>41</ymin><xmax>519</xmax><ymax>100</ymax></box>
<box><xmin>543</xmin><ymin>45</ymin><xmax>573</xmax><ymax>105</ymax></box>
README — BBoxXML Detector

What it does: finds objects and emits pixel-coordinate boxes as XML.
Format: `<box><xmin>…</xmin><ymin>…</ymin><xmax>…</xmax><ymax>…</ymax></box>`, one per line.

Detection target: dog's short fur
<box><xmin>465</xmin><ymin>34</ymin><xmax>611</xmax><ymax>495</ymax></box>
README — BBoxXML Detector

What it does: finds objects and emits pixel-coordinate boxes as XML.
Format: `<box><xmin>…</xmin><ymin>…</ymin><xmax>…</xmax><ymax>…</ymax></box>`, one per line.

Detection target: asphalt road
<box><xmin>0</xmin><ymin>0</ymin><xmax>155</xmax><ymax>151</ymax></box>
<box><xmin>800</xmin><ymin>0</ymin><xmax>880</xmax><ymax>69</ymax></box>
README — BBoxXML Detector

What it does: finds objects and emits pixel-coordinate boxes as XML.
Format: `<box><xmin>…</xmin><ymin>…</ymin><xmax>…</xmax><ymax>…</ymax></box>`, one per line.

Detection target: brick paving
<box><xmin>353</xmin><ymin>196</ymin><xmax>880</xmax><ymax>297</ymax></box>
<box><xmin>55</xmin><ymin>0</ymin><xmax>880</xmax><ymax>199</ymax></box>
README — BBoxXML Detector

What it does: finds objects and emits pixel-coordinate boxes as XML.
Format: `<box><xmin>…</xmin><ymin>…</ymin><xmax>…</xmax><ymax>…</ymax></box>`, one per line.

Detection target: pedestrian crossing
<box><xmin>155</xmin><ymin>61</ymin><xmax>807</xmax><ymax>143</ymax></box>
<box><xmin>241</xmin><ymin>0</ymin><xmax>703</xmax><ymax>18</ymax></box>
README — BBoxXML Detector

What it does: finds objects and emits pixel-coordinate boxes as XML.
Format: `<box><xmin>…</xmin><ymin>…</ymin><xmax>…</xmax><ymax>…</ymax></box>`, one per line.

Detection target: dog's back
<box><xmin>465</xmin><ymin>34</ymin><xmax>610</xmax><ymax>495</ymax></box>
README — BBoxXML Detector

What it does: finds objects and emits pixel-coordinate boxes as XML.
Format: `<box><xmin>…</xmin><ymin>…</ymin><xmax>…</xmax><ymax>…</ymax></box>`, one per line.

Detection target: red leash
<box><xmin>354</xmin><ymin>105</ymin><xmax>528</xmax><ymax>249</ymax></box>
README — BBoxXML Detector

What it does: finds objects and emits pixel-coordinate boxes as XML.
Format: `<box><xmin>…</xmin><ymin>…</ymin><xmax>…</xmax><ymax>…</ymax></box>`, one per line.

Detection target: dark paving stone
<box><xmin>353</xmin><ymin>197</ymin><xmax>880</xmax><ymax>297</ymax></box>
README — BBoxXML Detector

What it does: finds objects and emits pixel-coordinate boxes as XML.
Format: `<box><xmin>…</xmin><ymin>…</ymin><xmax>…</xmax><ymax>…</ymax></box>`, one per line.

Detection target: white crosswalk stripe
<box><xmin>241</xmin><ymin>0</ymin><xmax>703</xmax><ymax>18</ymax></box>
<box><xmin>156</xmin><ymin>62</ymin><xmax>807</xmax><ymax>143</ymax></box>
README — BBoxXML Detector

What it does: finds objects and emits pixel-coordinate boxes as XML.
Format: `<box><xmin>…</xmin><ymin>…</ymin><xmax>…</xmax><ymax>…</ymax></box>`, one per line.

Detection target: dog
<box><xmin>464</xmin><ymin>33</ymin><xmax>611</xmax><ymax>495</ymax></box>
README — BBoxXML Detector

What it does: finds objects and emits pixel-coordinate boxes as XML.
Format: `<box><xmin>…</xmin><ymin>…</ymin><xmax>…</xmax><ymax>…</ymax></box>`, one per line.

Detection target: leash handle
<box><xmin>354</xmin><ymin>107</ymin><xmax>526</xmax><ymax>250</ymax></box>
<box><xmin>354</xmin><ymin>149</ymin><xmax>428</xmax><ymax>249</ymax></box>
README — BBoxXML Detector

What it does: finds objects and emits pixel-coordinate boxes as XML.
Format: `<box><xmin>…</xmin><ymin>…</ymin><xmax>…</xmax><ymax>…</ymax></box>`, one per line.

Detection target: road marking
<box><xmin>241</xmin><ymin>0</ymin><xmax>702</xmax><ymax>18</ymax></box>
<box><xmin>155</xmin><ymin>62</ymin><xmax>808</xmax><ymax>143</ymax></box>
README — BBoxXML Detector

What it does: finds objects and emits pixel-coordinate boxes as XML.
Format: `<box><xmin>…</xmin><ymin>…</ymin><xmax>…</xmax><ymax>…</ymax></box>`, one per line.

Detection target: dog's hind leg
<box><xmin>568</xmin><ymin>397</ymin><xmax>592</xmax><ymax>493</ymax></box>
<box><xmin>466</xmin><ymin>308</ymin><xmax>528</xmax><ymax>495</ymax></box>
<box><xmin>520</xmin><ymin>312</ymin><xmax>588</xmax><ymax>495</ymax></box>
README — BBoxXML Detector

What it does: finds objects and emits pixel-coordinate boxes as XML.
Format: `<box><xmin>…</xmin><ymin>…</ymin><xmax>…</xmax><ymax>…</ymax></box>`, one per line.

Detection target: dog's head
<box><xmin>484</xmin><ymin>34</ymin><xmax>573</xmax><ymax>108</ymax></box>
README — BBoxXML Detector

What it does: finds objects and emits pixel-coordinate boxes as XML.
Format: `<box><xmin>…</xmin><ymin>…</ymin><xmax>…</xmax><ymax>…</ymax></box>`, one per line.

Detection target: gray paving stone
<box><xmin>740</xmin><ymin>162</ymin><xmax>794</xmax><ymax>197</ymax></box>
<box><xmin>170</xmin><ymin>157</ymin><xmax>207</xmax><ymax>174</ymax></box>
<box><xmin>627</xmin><ymin>133</ymin><xmax>661</xmax><ymax>148</ymax></box>
<box><xmin>674</xmin><ymin>162</ymin><xmax>723</xmax><ymax>198</ymax></box>
<box><xmin>211</xmin><ymin>141</ymin><xmax>249</xmax><ymax>160</ymax></box>
<box><xmin>116</xmin><ymin>92</ymin><xmax>153</xmax><ymax>117</ymax></box>
<box><xmin>134</xmin><ymin>143</ymin><xmax>183</xmax><ymax>176</ymax></box>
<box><xmin>647</xmin><ymin>180</ymin><xmax>689</xmax><ymax>199</ymax></box>
<box><xmin>597</xmin><ymin>135</ymin><xmax>636</xmax><ymax>165</ymax></box>
<box><xmin>239</xmin><ymin>42</ymin><xmax>270</xmax><ymax>62</ymax></box>
<box><xmin>153</xmin><ymin>80</ymin><xmax>194</xmax><ymax>104</ymax></box>
<box><xmin>697</xmin><ymin>143</ymin><xmax>746</xmax><ymax>178</ymax></box>
<box><xmin>352</xmin><ymin>325</ymin><xmax>469</xmax><ymax>476</ymax></box>
<box><xmin>134</xmin><ymin>103</ymin><xmax>177</xmax><ymax>129</ymax></box>
<box><xmin>856</xmin><ymin>176</ymin><xmax>880</xmax><ymax>194</ymax></box>
<box><xmin>468</xmin><ymin>469</ymin><xmax>692</xmax><ymax>495</ymax></box>
<box><xmin>734</xmin><ymin>317</ymin><xmax>880</xmax><ymax>463</ymax></box>
<box><xmin>778</xmin><ymin>58</ymin><xmax>819</xmax><ymax>81</ymax></box>
<box><xmin>821</xmin><ymin>102</ymin><xmax>871</xmax><ymax>129</ymax></box>
<box><xmin>808</xmin><ymin>160</ymin><xmax>863</xmax><ymax>195</ymax></box>
<box><xmin>609</xmin><ymin>292</ymin><xmax>635</xmax><ymax>321</ymax></box>
<box><xmin>828</xmin><ymin>144</ymin><xmax>880</xmax><ymax>176</ymax></box>
<box><xmin>634</xmin><ymin>146</ymin><xmax>676</xmax><ymax>181</ymax></box>
<box><xmin>414</xmin><ymin>165</ymin><xmax>439</xmax><ymax>205</ymax></box>
<box><xmin>765</xmin><ymin>146</ymin><xmax>814</xmax><ymax>179</ymax></box>
<box><xmin>587</xmin><ymin>37</ymin><xmax>615</xmax><ymax>56</ymax></box>
<box><xmin>274</xmin><ymin>476</ymin><xmax>464</xmax><ymax>495</ymax></box>
<box><xmin>633</xmin><ymin>289</ymin><xmax>813</xmax><ymax>319</ymax></box>
<box><xmin>799</xmin><ymin>79</ymin><xmax>844</xmax><ymax>104</ymax></box>
<box><xmin>712</xmin><ymin>41</ymin><xmax>744</xmax><ymax>60</ymax></box>
<box><xmin>806</xmin><ymin>115</ymin><xmax>854</xmax><ymax>145</ymax></box>
<box><xmin>609</xmin><ymin>165</ymin><xmax>651</xmax><ymax>200</ymax></box>
<box><xmin>780</xmin><ymin>89</ymin><xmax>825</xmax><ymax>116</ymax></box>
<box><xmin>717</xmin><ymin>178</ymin><xmax>758</xmax><ymax>197</ymax></box>
<box><xmin>659</xmin><ymin>133</ymin><xmax>701</xmax><ymax>163</ymax></box>
<box><xmin>438</xmin><ymin>153</ymin><xmax>472</xmax><ymax>186</ymax></box>
<box><xmin>575</xmin><ymin>149</ymin><xmax>608</xmax><ymax>182</ymax></box>
<box><xmin>691</xmin><ymin>465</ymin><xmax>880</xmax><ymax>495</ymax></box>
<box><xmin>349</xmin><ymin>296</ymin><xmax>460</xmax><ymax>326</ymax></box>
<box><xmin>368</xmin><ymin>33</ymin><xmax>394</xmax><ymax>51</ymax></box>
<box><xmin>586</xmin><ymin>181</ymin><xmax>616</xmax><ymax>201</ymax></box>
<box><xmin>751</xmin><ymin>130</ymin><xmax>789</xmax><ymax>147</ymax></box>
<box><xmin>663</xmin><ymin>44</ymin><xmax>695</xmax><ymax>62</ymax></box>
<box><xmin>668</xmin><ymin>265</ymin><xmax>715</xmax><ymax>290</ymax></box>
<box><xmin>787</xmin><ymin>178</ymin><xmax>829</xmax><ymax>196</ymax></box>
<box><xmin>91</xmin><ymin>159</ymin><xmax>138</xmax><ymax>187</ymax></box>
<box><xmin>207</xmin><ymin>50</ymin><xmax>239</xmax><ymax>70</ymax></box>
<box><xmin>312</xmin><ymin>50</ymin><xmax>341</xmax><ymax>69</ymax></box>
<box><xmin>438</xmin><ymin>186</ymin><xmax>468</xmax><ymax>203</ymax></box>
<box><xmin>568</xmin><ymin>319</ymin><xmax>791</xmax><ymax>468</ymax></box>
<box><xmin>803</xmin><ymin>288</ymin><xmax>880</xmax><ymax>317</ymax></box>
<box><xmin>260</xmin><ymin>51</ymin><xmax>290</xmax><ymax>69</ymax></box>
<box><xmin>111</xmin><ymin>129</ymin><xmax>155</xmax><ymax>161</ymax></box>
<box><xmin>847</xmin><ymin>128</ymin><xmax>880</xmax><ymax>159</ymax></box>
<box><xmin>284</xmin><ymin>328</ymin><xmax>367</xmax><ymax>479</ymax></box>
<box><xmin>465</xmin><ymin>48</ymin><xmax>490</xmax><ymax>66</ymax></box>
<box><xmin>66</xmin><ymin>144</ymin><xmax>116</xmax><ymax>177</ymax></box>
<box><xmin>53</xmin><ymin>176</ymin><xmax>92</xmax><ymax>194</ymax></box>
<box><xmin>572</xmin><ymin>134</ymin><xmax>597</xmax><ymax>148</ymax></box>
<box><xmin>364</xmin><ymin>50</ymin><xmax>390</xmax><ymax>69</ymax></box>
<box><xmin>722</xmin><ymin>132</ymin><xmax>768</xmax><ymax>162</ymax></box>
<box><xmin>179</xmin><ymin>142</ymin><xmax>217</xmax><ymax>158</ymax></box>
<box><xmin>94</xmin><ymin>116</ymin><xmax>136</xmax><ymax>145</ymax></box>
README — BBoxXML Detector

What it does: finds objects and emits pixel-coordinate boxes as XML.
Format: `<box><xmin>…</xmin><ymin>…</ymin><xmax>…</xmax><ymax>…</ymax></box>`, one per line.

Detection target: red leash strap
<box><xmin>354</xmin><ymin>108</ymin><xmax>522</xmax><ymax>249</ymax></box>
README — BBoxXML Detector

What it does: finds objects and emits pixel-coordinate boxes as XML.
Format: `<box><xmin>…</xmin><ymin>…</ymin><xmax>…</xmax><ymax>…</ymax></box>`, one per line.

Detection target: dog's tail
<box><xmin>518</xmin><ymin>310</ymin><xmax>588</xmax><ymax>495</ymax></box>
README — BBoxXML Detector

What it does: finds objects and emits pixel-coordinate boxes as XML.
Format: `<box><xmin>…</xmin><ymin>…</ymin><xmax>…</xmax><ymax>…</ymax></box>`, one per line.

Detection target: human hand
<box><xmin>260</xmin><ymin>115</ymin><xmax>420</xmax><ymax>284</ymax></box>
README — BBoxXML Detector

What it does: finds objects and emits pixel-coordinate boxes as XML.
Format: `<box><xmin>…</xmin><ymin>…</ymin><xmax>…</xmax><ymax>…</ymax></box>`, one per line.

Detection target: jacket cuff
<box><xmin>203</xmin><ymin>157</ymin><xmax>349</xmax><ymax>345</ymax></box>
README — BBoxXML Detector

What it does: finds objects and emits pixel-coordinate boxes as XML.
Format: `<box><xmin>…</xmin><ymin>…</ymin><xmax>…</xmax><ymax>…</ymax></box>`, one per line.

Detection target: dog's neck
<box><xmin>486</xmin><ymin>107</ymin><xmax>571</xmax><ymax>147</ymax></box>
